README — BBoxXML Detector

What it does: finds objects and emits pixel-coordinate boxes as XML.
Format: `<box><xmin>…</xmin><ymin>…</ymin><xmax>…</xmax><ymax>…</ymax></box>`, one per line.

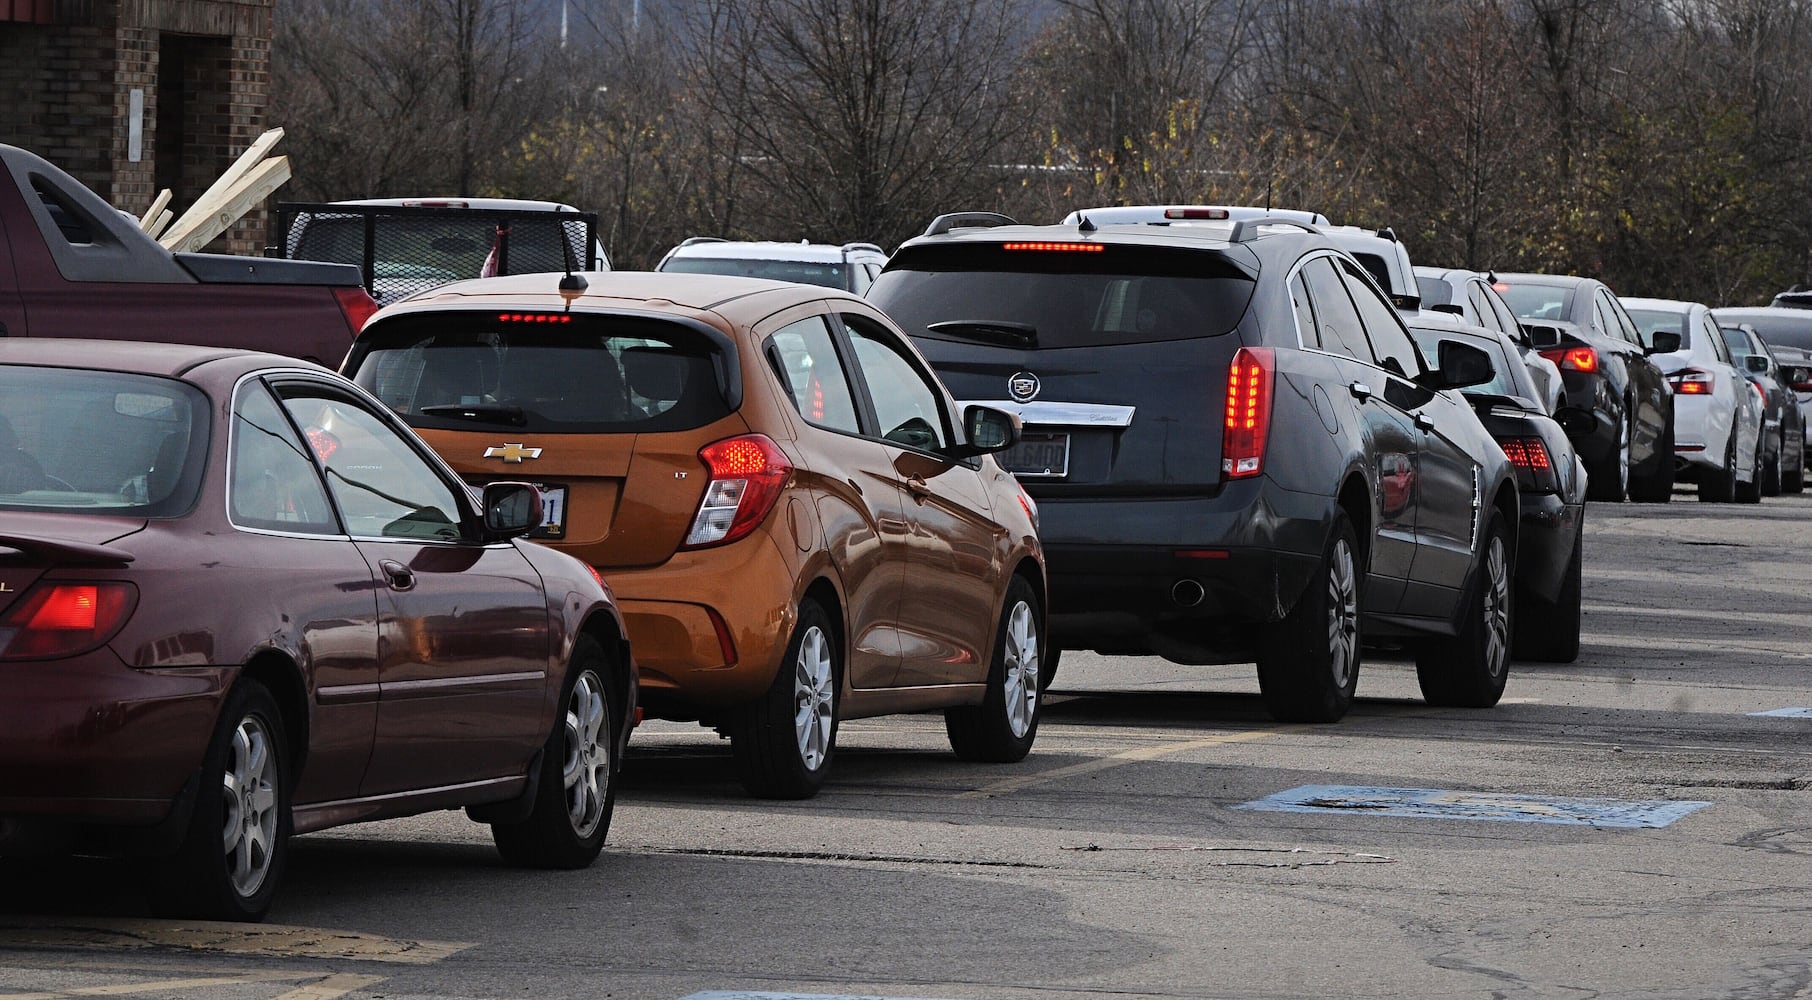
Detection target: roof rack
<box><xmin>922</xmin><ymin>212</ymin><xmax>1017</xmax><ymax>238</ymax></box>
<box><xmin>841</xmin><ymin>242</ymin><xmax>885</xmax><ymax>255</ymax></box>
<box><xmin>1229</xmin><ymin>218</ymin><xmax>1324</xmax><ymax>243</ymax></box>
<box><xmin>678</xmin><ymin>236</ymin><xmax>727</xmax><ymax>247</ymax></box>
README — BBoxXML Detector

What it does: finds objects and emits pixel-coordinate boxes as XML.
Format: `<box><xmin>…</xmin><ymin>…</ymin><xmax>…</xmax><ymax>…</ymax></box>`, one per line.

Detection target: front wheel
<box><xmin>149</xmin><ymin>680</ymin><xmax>290</xmax><ymax>922</ymax></box>
<box><xmin>946</xmin><ymin>576</ymin><xmax>1044</xmax><ymax>763</ymax></box>
<box><xmin>1257</xmin><ymin>512</ymin><xmax>1361</xmax><ymax>723</ymax></box>
<box><xmin>1417</xmin><ymin>513</ymin><xmax>1512</xmax><ymax>707</ymax></box>
<box><xmin>731</xmin><ymin>599</ymin><xmax>839</xmax><ymax>799</ymax></box>
<box><xmin>492</xmin><ymin>635</ymin><xmax>616</xmax><ymax>869</ymax></box>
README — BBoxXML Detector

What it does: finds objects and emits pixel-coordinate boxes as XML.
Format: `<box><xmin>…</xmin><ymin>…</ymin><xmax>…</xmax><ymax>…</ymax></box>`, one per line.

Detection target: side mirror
<box><xmin>1417</xmin><ymin>339</ymin><xmax>1495</xmax><ymax>391</ymax></box>
<box><xmin>482</xmin><ymin>482</ymin><xmax>543</xmax><ymax>538</ymax></box>
<box><xmin>1746</xmin><ymin>354</ymin><xmax>1770</xmax><ymax>374</ymax></box>
<box><xmin>1523</xmin><ymin>323</ymin><xmax>1562</xmax><ymax>349</ymax></box>
<box><xmin>950</xmin><ymin>404</ymin><xmax>1020</xmax><ymax>459</ymax></box>
<box><xmin>1648</xmin><ymin>331</ymin><xmax>1681</xmax><ymax>354</ymax></box>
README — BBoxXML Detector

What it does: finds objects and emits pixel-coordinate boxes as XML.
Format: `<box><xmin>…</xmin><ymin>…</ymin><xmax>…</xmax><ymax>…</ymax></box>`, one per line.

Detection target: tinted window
<box><xmin>1627</xmin><ymin>308</ymin><xmax>1690</xmax><ymax>349</ymax></box>
<box><xmin>1289</xmin><ymin>270</ymin><xmax>1320</xmax><ymax>349</ymax></box>
<box><xmin>1300</xmin><ymin>256</ymin><xmax>1371</xmax><ymax>361</ymax></box>
<box><xmin>1498</xmin><ymin>282</ymin><xmax>1573</xmax><ymax>321</ymax></box>
<box><xmin>871</xmin><ymin>244</ymin><xmax>1257</xmax><ymax>349</ymax></box>
<box><xmin>349</xmin><ymin>314</ymin><xmax>730</xmax><ymax>434</ymax></box>
<box><xmin>230</xmin><ymin>382</ymin><xmax>337</xmax><ymax>534</ymax></box>
<box><xmin>276</xmin><ymin>385</ymin><xmax>466</xmax><ymax>541</ymax></box>
<box><xmin>1702</xmin><ymin>317</ymin><xmax>1733</xmax><ymax>364</ymax></box>
<box><xmin>0</xmin><ymin>367</ymin><xmax>207</xmax><ymax>516</ymax></box>
<box><xmin>661</xmin><ymin>256</ymin><xmax>851</xmax><ymax>290</ymax></box>
<box><xmin>766</xmin><ymin>317</ymin><xmax>862</xmax><ymax>434</ymax></box>
<box><xmin>1592</xmin><ymin>294</ymin><xmax>1620</xmax><ymax>342</ymax></box>
<box><xmin>1721</xmin><ymin>326</ymin><xmax>1759</xmax><ymax>360</ymax></box>
<box><xmin>1416</xmin><ymin>275</ymin><xmax>1453</xmax><ymax>308</ymax></box>
<box><xmin>1466</xmin><ymin>284</ymin><xmax>1504</xmax><ymax>333</ymax></box>
<box><xmin>1483</xmin><ymin>285</ymin><xmax>1524</xmax><ymax>337</ymax></box>
<box><xmin>1712</xmin><ymin>310</ymin><xmax>1812</xmax><ymax>351</ymax></box>
<box><xmin>1340</xmin><ymin>258</ymin><xmax>1422</xmax><ymax>377</ymax></box>
<box><xmin>843</xmin><ymin>316</ymin><xmax>948</xmax><ymax>452</ymax></box>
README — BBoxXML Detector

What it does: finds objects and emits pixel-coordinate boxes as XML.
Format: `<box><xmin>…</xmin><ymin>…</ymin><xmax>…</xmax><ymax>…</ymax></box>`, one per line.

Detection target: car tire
<box><xmin>1513</xmin><ymin>520</ymin><xmax>1582</xmax><ymax>664</ymax></box>
<box><xmin>149</xmin><ymin>680</ymin><xmax>290</xmax><ymax>922</ymax></box>
<box><xmin>492</xmin><ymin>635</ymin><xmax>615</xmax><ymax>869</ymax></box>
<box><xmin>1763</xmin><ymin>431</ymin><xmax>1783</xmax><ymax>496</ymax></box>
<box><xmin>1416</xmin><ymin>512</ymin><xmax>1513</xmax><ymax>707</ymax></box>
<box><xmin>1039</xmin><ymin>643</ymin><xmax>1063</xmax><ymax>693</ymax></box>
<box><xmin>731</xmin><ymin>598</ymin><xmax>838</xmax><ymax>799</ymax></box>
<box><xmin>1699</xmin><ymin>433</ymin><xmax>1737</xmax><ymax>503</ymax></box>
<box><xmin>1736</xmin><ymin>431</ymin><xmax>1764</xmax><ymax>504</ymax></box>
<box><xmin>1257</xmin><ymin>512</ymin><xmax>1360</xmax><ymax>723</ymax></box>
<box><xmin>946</xmin><ymin>576</ymin><xmax>1043</xmax><ymax>763</ymax></box>
<box><xmin>1785</xmin><ymin>431</ymin><xmax>1805</xmax><ymax>493</ymax></box>
<box><xmin>1586</xmin><ymin>413</ymin><xmax>1631</xmax><ymax>502</ymax></box>
<box><xmin>1628</xmin><ymin>418</ymin><xmax>1673</xmax><ymax>503</ymax></box>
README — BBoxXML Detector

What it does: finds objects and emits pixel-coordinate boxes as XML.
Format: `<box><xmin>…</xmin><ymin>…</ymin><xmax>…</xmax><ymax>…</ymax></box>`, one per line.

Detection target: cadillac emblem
<box><xmin>1008</xmin><ymin>371</ymin><xmax>1041</xmax><ymax>403</ymax></box>
<box><xmin>484</xmin><ymin>442</ymin><xmax>543</xmax><ymax>464</ymax></box>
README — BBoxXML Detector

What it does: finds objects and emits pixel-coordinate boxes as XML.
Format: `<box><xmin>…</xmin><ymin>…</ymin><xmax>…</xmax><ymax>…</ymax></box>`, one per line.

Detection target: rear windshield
<box><xmin>869</xmin><ymin>244</ymin><xmax>1256</xmax><ymax>348</ymax></box>
<box><xmin>290</xmin><ymin>214</ymin><xmax>589</xmax><ymax>293</ymax></box>
<box><xmin>348</xmin><ymin>314</ymin><xmax>730</xmax><ymax>434</ymax></box>
<box><xmin>1416</xmin><ymin>276</ymin><xmax>1454</xmax><ymax>308</ymax></box>
<box><xmin>1626</xmin><ymin>308</ymin><xmax>1691</xmax><ymax>349</ymax></box>
<box><xmin>1713</xmin><ymin>310</ymin><xmax>1812</xmax><ymax>351</ymax></box>
<box><xmin>661</xmin><ymin>256</ymin><xmax>848</xmax><ymax>290</ymax></box>
<box><xmin>1497</xmin><ymin>282</ymin><xmax>1575</xmax><ymax>321</ymax></box>
<box><xmin>0</xmin><ymin>367</ymin><xmax>207</xmax><ymax>516</ymax></box>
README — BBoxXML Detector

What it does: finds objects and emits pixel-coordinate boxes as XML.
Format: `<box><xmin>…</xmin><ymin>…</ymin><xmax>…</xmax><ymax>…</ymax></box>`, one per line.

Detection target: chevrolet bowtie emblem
<box><xmin>484</xmin><ymin>442</ymin><xmax>542</xmax><ymax>464</ymax></box>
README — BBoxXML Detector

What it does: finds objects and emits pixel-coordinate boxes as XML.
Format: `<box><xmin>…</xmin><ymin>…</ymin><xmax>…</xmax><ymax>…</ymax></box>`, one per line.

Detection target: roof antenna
<box><xmin>1077</xmin><ymin>214</ymin><xmax>1096</xmax><ymax>233</ymax></box>
<box><xmin>556</xmin><ymin>209</ymin><xmax>588</xmax><ymax>305</ymax></box>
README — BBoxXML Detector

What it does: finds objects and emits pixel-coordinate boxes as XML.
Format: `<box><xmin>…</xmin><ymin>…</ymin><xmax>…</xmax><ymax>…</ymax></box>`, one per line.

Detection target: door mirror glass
<box><xmin>1418</xmin><ymin>339</ymin><xmax>1495</xmax><ymax>391</ymax></box>
<box><xmin>1745</xmin><ymin>354</ymin><xmax>1770</xmax><ymax>374</ymax></box>
<box><xmin>962</xmin><ymin>404</ymin><xmax>1020</xmax><ymax>455</ymax></box>
<box><xmin>482</xmin><ymin>481</ymin><xmax>542</xmax><ymax>537</ymax></box>
<box><xmin>1649</xmin><ymin>331</ymin><xmax>1681</xmax><ymax>354</ymax></box>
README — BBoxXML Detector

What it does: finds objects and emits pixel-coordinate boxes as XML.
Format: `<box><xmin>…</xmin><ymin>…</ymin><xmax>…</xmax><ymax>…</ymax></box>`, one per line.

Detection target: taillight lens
<box><xmin>332</xmin><ymin>286</ymin><xmax>381</xmax><ymax>335</ymax></box>
<box><xmin>1223</xmin><ymin>347</ymin><xmax>1274</xmax><ymax>479</ymax></box>
<box><xmin>1540</xmin><ymin>347</ymin><xmax>1598</xmax><ymax>373</ymax></box>
<box><xmin>1015</xmin><ymin>480</ymin><xmax>1038</xmax><ymax>530</ymax></box>
<box><xmin>1667</xmin><ymin>368</ymin><xmax>1714</xmax><ymax>395</ymax></box>
<box><xmin>0</xmin><ymin>582</ymin><xmax>138</xmax><ymax>660</ymax></box>
<box><xmin>1498</xmin><ymin>436</ymin><xmax>1560</xmax><ymax>493</ymax></box>
<box><xmin>681</xmin><ymin>434</ymin><xmax>793</xmax><ymax>549</ymax></box>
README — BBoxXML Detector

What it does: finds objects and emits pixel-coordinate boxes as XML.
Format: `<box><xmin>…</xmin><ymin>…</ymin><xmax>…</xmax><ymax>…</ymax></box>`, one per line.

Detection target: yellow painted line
<box><xmin>270</xmin><ymin>973</ymin><xmax>390</xmax><ymax>1000</ymax></box>
<box><xmin>0</xmin><ymin>972</ymin><xmax>299</xmax><ymax>999</ymax></box>
<box><xmin>0</xmin><ymin>920</ymin><xmax>472</xmax><ymax>965</ymax></box>
<box><xmin>958</xmin><ymin>728</ymin><xmax>1292</xmax><ymax>799</ymax></box>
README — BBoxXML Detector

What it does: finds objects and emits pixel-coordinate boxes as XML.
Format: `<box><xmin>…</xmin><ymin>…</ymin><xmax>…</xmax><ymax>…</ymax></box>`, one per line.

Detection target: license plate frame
<box><xmin>998</xmin><ymin>432</ymin><xmax>1070</xmax><ymax>479</ymax></box>
<box><xmin>529</xmin><ymin>483</ymin><xmax>568</xmax><ymax>539</ymax></box>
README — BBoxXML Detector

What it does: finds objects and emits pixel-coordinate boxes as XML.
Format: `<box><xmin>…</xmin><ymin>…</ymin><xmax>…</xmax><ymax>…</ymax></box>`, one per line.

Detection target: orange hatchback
<box><xmin>344</xmin><ymin>272</ymin><xmax>1046</xmax><ymax>797</ymax></box>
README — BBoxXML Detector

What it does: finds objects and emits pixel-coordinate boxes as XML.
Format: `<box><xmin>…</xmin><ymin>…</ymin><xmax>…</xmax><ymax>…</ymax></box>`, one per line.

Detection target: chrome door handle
<box><xmin>379</xmin><ymin>559</ymin><xmax>415</xmax><ymax>591</ymax></box>
<box><xmin>1414</xmin><ymin>412</ymin><xmax>1435</xmax><ymax>431</ymax></box>
<box><xmin>906</xmin><ymin>475</ymin><xmax>931</xmax><ymax>499</ymax></box>
<box><xmin>1349</xmin><ymin>381</ymin><xmax>1373</xmax><ymax>401</ymax></box>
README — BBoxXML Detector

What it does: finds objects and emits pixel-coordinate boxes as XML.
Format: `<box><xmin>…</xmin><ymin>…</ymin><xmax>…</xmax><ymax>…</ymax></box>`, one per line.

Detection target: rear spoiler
<box><xmin>0</xmin><ymin>534</ymin><xmax>135</xmax><ymax>566</ymax></box>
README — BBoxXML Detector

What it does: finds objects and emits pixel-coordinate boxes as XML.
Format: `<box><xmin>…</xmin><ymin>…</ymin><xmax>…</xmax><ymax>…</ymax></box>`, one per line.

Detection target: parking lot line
<box><xmin>0</xmin><ymin>972</ymin><xmax>301</xmax><ymax>999</ymax></box>
<box><xmin>269</xmin><ymin>973</ymin><xmax>389</xmax><ymax>1000</ymax></box>
<box><xmin>956</xmin><ymin>728</ymin><xmax>1290</xmax><ymax>799</ymax></box>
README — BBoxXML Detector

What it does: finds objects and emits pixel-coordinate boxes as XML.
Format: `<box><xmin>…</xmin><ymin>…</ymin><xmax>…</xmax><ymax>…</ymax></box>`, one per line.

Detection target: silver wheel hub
<box><xmin>1328</xmin><ymin>537</ymin><xmax>1359</xmax><ymax>688</ymax></box>
<box><xmin>562</xmin><ymin>670</ymin><xmax>609</xmax><ymax>839</ymax></box>
<box><xmin>794</xmin><ymin>625</ymin><xmax>835</xmax><ymax>771</ymax></box>
<box><xmin>1002</xmin><ymin>600</ymin><xmax>1039</xmax><ymax>739</ymax></box>
<box><xmin>1482</xmin><ymin>537</ymin><xmax>1510</xmax><ymax>679</ymax></box>
<box><xmin>220</xmin><ymin>715</ymin><xmax>278</xmax><ymax>898</ymax></box>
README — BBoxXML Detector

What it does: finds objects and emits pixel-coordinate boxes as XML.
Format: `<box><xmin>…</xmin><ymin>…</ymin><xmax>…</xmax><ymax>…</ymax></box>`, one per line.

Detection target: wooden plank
<box><xmin>138</xmin><ymin>188</ymin><xmax>171</xmax><ymax>231</ymax></box>
<box><xmin>145</xmin><ymin>207</ymin><xmax>174</xmax><ymax>239</ymax></box>
<box><xmin>159</xmin><ymin>155</ymin><xmax>292</xmax><ymax>252</ymax></box>
<box><xmin>160</xmin><ymin>128</ymin><xmax>284</xmax><ymax>242</ymax></box>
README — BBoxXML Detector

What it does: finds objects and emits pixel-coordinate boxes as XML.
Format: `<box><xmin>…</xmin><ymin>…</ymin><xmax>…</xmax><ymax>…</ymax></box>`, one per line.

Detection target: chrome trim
<box><xmin>315</xmin><ymin>683</ymin><xmax>381</xmax><ymax>704</ymax></box>
<box><xmin>380</xmin><ymin>670</ymin><xmax>546</xmax><ymax>699</ymax></box>
<box><xmin>958</xmin><ymin>400</ymin><xmax>1135</xmax><ymax>428</ymax></box>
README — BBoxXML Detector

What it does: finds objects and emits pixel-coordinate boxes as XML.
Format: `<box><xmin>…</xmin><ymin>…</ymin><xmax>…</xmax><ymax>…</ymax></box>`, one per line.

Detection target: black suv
<box><xmin>869</xmin><ymin>214</ymin><xmax>1520</xmax><ymax>722</ymax></box>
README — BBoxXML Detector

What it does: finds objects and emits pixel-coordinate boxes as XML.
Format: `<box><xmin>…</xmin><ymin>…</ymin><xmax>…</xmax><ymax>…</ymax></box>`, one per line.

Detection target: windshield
<box><xmin>870</xmin><ymin>244</ymin><xmax>1256</xmax><ymax>349</ymax></box>
<box><xmin>1497</xmin><ymin>282</ymin><xmax>1575</xmax><ymax>322</ymax></box>
<box><xmin>0</xmin><ymin>367</ymin><xmax>208</xmax><ymax>516</ymax></box>
<box><xmin>661</xmin><ymin>256</ymin><xmax>849</xmax><ymax>289</ymax></box>
<box><xmin>1626</xmin><ymin>309</ymin><xmax>1691</xmax><ymax>349</ymax></box>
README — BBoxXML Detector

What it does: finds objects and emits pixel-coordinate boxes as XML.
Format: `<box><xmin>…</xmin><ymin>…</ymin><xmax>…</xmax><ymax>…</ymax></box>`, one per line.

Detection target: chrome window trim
<box><xmin>957</xmin><ymin>400</ymin><xmax>1136</xmax><ymax>428</ymax></box>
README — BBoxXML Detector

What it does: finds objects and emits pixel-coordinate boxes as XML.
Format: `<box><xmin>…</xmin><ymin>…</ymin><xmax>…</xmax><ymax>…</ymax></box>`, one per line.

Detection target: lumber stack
<box><xmin>144</xmin><ymin>128</ymin><xmax>291</xmax><ymax>252</ymax></box>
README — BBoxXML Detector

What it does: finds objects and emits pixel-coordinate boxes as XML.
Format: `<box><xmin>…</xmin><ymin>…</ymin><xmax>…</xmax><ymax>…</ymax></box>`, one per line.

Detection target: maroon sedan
<box><xmin>0</xmin><ymin>341</ymin><xmax>636</xmax><ymax>921</ymax></box>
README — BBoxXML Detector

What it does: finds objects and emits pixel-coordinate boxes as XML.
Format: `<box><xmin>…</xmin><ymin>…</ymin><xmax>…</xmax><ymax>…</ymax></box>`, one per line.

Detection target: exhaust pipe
<box><xmin>1172</xmin><ymin>579</ymin><xmax>1206</xmax><ymax>608</ymax></box>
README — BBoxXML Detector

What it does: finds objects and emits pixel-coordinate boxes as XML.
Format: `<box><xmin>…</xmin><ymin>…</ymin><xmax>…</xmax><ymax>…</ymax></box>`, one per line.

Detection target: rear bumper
<box><xmin>1514</xmin><ymin>492</ymin><xmax>1583</xmax><ymax>602</ymax></box>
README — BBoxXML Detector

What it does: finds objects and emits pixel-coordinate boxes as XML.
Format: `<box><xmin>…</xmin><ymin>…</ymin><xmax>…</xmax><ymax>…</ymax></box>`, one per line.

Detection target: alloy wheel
<box><xmin>793</xmin><ymin>625</ymin><xmax>835</xmax><ymax>770</ymax></box>
<box><xmin>219</xmin><ymin>715</ymin><xmax>279</xmax><ymax>898</ymax></box>
<box><xmin>1327</xmin><ymin>537</ymin><xmax>1359</xmax><ymax>688</ymax></box>
<box><xmin>1002</xmin><ymin>600</ymin><xmax>1039</xmax><ymax>739</ymax></box>
<box><xmin>1482</xmin><ymin>536</ymin><xmax>1511</xmax><ymax>679</ymax></box>
<box><xmin>561</xmin><ymin>670</ymin><xmax>610</xmax><ymax>839</ymax></box>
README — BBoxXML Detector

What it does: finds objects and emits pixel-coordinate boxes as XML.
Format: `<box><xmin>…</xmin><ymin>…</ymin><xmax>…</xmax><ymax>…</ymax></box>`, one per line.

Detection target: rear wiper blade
<box><xmin>419</xmin><ymin>403</ymin><xmax>527</xmax><ymax>427</ymax></box>
<box><xmin>926</xmin><ymin>320</ymin><xmax>1038</xmax><ymax>347</ymax></box>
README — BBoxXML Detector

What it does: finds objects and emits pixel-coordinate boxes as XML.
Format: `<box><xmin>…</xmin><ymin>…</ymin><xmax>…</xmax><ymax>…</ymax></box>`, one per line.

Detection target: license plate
<box><xmin>999</xmin><ymin>432</ymin><xmax>1070</xmax><ymax>478</ymax></box>
<box><xmin>531</xmin><ymin>484</ymin><xmax>567</xmax><ymax>538</ymax></box>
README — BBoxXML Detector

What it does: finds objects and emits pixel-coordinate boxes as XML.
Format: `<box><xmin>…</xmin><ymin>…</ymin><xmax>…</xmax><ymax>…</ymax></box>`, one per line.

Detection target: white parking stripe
<box><xmin>957</xmin><ymin>728</ymin><xmax>1291</xmax><ymax>799</ymax></box>
<box><xmin>1580</xmin><ymin>632</ymin><xmax>1812</xmax><ymax>659</ymax></box>
<box><xmin>1583</xmin><ymin>603</ymin><xmax>1812</xmax><ymax>629</ymax></box>
<box><xmin>269</xmin><ymin>974</ymin><xmax>389</xmax><ymax>1000</ymax></box>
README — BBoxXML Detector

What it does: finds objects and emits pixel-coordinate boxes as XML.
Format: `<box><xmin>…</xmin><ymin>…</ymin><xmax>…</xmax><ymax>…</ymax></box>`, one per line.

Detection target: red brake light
<box><xmin>497</xmin><ymin>313</ymin><xmax>574</xmax><ymax>324</ymax></box>
<box><xmin>1540</xmin><ymin>347</ymin><xmax>1598</xmax><ymax>373</ymax></box>
<box><xmin>333</xmin><ymin>287</ymin><xmax>381</xmax><ymax>335</ymax></box>
<box><xmin>304</xmin><ymin>426</ymin><xmax>340</xmax><ymax>462</ymax></box>
<box><xmin>1223</xmin><ymin>347</ymin><xmax>1274</xmax><ymax>479</ymax></box>
<box><xmin>1015</xmin><ymin>480</ymin><xmax>1038</xmax><ymax>530</ymax></box>
<box><xmin>1001</xmin><ymin>242</ymin><xmax>1105</xmax><ymax>253</ymax></box>
<box><xmin>401</xmin><ymin>200</ymin><xmax>470</xmax><ymax>209</ymax></box>
<box><xmin>1753</xmin><ymin>379</ymin><xmax>1768</xmax><ymax>403</ymax></box>
<box><xmin>1668</xmin><ymin>368</ymin><xmax>1713</xmax><ymax>395</ymax></box>
<box><xmin>0</xmin><ymin>582</ymin><xmax>138</xmax><ymax>660</ymax></box>
<box><xmin>682</xmin><ymin>434</ymin><xmax>793</xmax><ymax>549</ymax></box>
<box><xmin>1497</xmin><ymin>436</ymin><xmax>1559</xmax><ymax>493</ymax></box>
<box><xmin>1163</xmin><ymin>208</ymin><xmax>1230</xmax><ymax>220</ymax></box>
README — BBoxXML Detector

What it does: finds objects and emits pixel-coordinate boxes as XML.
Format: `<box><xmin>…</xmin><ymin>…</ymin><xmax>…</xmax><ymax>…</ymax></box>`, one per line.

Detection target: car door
<box><xmin>227</xmin><ymin>378</ymin><xmax>380</xmax><ymax>807</ymax></box>
<box><xmin>760</xmin><ymin>308</ymin><xmax>907</xmax><ymax>692</ymax></box>
<box><xmin>1299</xmin><ymin>254</ymin><xmax>1418</xmax><ymax>615</ymax></box>
<box><xmin>837</xmin><ymin>310</ymin><xmax>1003</xmax><ymax>688</ymax></box>
<box><xmin>270</xmin><ymin>378</ymin><xmax>553</xmax><ymax>796</ymax></box>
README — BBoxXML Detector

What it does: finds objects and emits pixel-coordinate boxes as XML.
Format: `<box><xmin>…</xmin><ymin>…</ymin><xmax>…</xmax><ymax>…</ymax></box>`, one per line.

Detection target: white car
<box><xmin>655</xmin><ymin>238</ymin><xmax>887</xmax><ymax>293</ymax></box>
<box><xmin>1624</xmin><ymin>296</ymin><xmax>1764</xmax><ymax>502</ymax></box>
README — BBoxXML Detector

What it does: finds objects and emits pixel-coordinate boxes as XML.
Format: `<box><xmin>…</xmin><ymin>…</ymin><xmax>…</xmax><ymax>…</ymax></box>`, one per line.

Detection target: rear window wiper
<box><xmin>926</xmin><ymin>320</ymin><xmax>1038</xmax><ymax>347</ymax></box>
<box><xmin>418</xmin><ymin>403</ymin><xmax>527</xmax><ymax>427</ymax></box>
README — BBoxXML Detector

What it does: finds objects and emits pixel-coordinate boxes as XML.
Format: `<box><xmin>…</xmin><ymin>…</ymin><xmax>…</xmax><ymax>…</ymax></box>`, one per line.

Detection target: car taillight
<box><xmin>333</xmin><ymin>286</ymin><xmax>381</xmax><ymax>335</ymax></box>
<box><xmin>1539</xmin><ymin>347</ymin><xmax>1599</xmax><ymax>373</ymax></box>
<box><xmin>1498</xmin><ymin>436</ymin><xmax>1560</xmax><ymax>493</ymax></box>
<box><xmin>1001</xmin><ymin>242</ymin><xmax>1104</xmax><ymax>253</ymax></box>
<box><xmin>1015</xmin><ymin>480</ymin><xmax>1038</xmax><ymax>531</ymax></box>
<box><xmin>1164</xmin><ymin>208</ymin><xmax>1230</xmax><ymax>220</ymax></box>
<box><xmin>1222</xmin><ymin>347</ymin><xmax>1274</xmax><ymax>479</ymax></box>
<box><xmin>681</xmin><ymin>434</ymin><xmax>793</xmax><ymax>550</ymax></box>
<box><xmin>1752</xmin><ymin>379</ymin><xmax>1768</xmax><ymax>403</ymax></box>
<box><xmin>0</xmin><ymin>582</ymin><xmax>138</xmax><ymax>660</ymax></box>
<box><xmin>1668</xmin><ymin>368</ymin><xmax>1714</xmax><ymax>395</ymax></box>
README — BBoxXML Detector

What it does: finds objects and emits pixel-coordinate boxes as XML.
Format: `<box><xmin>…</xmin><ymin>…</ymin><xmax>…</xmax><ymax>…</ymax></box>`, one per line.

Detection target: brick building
<box><xmin>0</xmin><ymin>0</ymin><xmax>274</xmax><ymax>254</ymax></box>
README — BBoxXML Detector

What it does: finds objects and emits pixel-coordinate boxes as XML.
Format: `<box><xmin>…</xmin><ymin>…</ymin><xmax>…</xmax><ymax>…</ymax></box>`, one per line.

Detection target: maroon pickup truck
<box><xmin>0</xmin><ymin>144</ymin><xmax>377</xmax><ymax>366</ymax></box>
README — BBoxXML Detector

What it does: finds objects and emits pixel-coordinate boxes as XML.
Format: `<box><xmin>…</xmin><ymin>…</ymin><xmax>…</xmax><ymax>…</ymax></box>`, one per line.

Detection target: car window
<box><xmin>274</xmin><ymin>384</ymin><xmax>467</xmax><ymax>542</ymax></box>
<box><xmin>1498</xmin><ymin>282</ymin><xmax>1572</xmax><ymax>321</ymax></box>
<box><xmin>1719</xmin><ymin>325</ymin><xmax>1757</xmax><ymax>361</ymax></box>
<box><xmin>1700</xmin><ymin>316</ymin><xmax>1731</xmax><ymax>364</ymax></box>
<box><xmin>849</xmin><ymin>263</ymin><xmax>872</xmax><ymax>295</ymax></box>
<box><xmin>1483</xmin><ymin>285</ymin><xmax>1523</xmax><ymax>337</ymax></box>
<box><xmin>1627</xmin><ymin>308</ymin><xmax>1690</xmax><ymax>350</ymax></box>
<box><xmin>841</xmin><ymin>315</ymin><xmax>949</xmax><ymax>452</ymax></box>
<box><xmin>661</xmin><ymin>256</ymin><xmax>850</xmax><ymax>290</ymax></box>
<box><xmin>1591</xmin><ymin>293</ymin><xmax>1620</xmax><ymax>342</ymax></box>
<box><xmin>1289</xmin><ymin>270</ymin><xmax>1320</xmax><ymax>349</ymax></box>
<box><xmin>1415</xmin><ymin>275</ymin><xmax>1452</xmax><ymax>309</ymax></box>
<box><xmin>1466</xmin><ymin>283</ymin><xmax>1505</xmax><ymax>333</ymax></box>
<box><xmin>1300</xmin><ymin>256</ymin><xmax>1371</xmax><ymax>361</ymax></box>
<box><xmin>229</xmin><ymin>382</ymin><xmax>338</xmax><ymax>535</ymax></box>
<box><xmin>1339</xmin><ymin>258</ymin><xmax>1422</xmax><ymax>377</ymax></box>
<box><xmin>766</xmin><ymin>316</ymin><xmax>863</xmax><ymax>434</ymax></box>
<box><xmin>1610</xmin><ymin>296</ymin><xmax>1647</xmax><ymax>348</ymax></box>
